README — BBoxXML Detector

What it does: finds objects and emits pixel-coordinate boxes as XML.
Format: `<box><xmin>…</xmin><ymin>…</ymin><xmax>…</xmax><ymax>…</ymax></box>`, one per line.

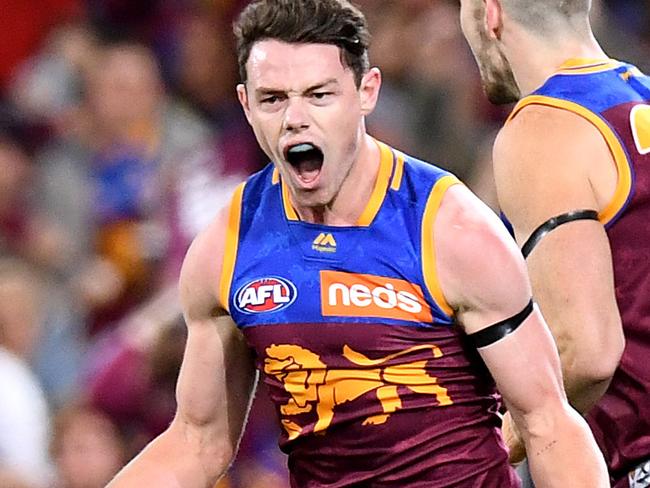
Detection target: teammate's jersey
<box><xmin>222</xmin><ymin>141</ymin><xmax>519</xmax><ymax>487</ymax></box>
<box><xmin>508</xmin><ymin>58</ymin><xmax>650</xmax><ymax>486</ymax></box>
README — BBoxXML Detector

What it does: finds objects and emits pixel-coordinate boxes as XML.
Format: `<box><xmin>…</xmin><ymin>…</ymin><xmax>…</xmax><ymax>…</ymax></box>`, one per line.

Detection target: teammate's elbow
<box><xmin>576</xmin><ymin>350</ymin><xmax>622</xmax><ymax>385</ymax></box>
<box><xmin>564</xmin><ymin>328</ymin><xmax>624</xmax><ymax>385</ymax></box>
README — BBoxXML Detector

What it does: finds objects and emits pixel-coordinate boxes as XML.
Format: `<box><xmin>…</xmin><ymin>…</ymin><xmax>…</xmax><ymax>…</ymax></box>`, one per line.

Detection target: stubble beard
<box><xmin>481</xmin><ymin>57</ymin><xmax>521</xmax><ymax>105</ymax></box>
<box><xmin>472</xmin><ymin>18</ymin><xmax>521</xmax><ymax>105</ymax></box>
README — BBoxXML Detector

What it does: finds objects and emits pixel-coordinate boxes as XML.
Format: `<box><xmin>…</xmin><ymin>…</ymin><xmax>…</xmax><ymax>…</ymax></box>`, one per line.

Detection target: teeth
<box><xmin>288</xmin><ymin>143</ymin><xmax>316</xmax><ymax>154</ymax></box>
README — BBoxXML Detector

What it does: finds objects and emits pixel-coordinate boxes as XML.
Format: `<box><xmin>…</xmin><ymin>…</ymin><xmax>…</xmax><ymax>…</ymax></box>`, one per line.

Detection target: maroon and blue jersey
<box><xmin>508</xmin><ymin>59</ymin><xmax>650</xmax><ymax>487</ymax></box>
<box><xmin>220</xmin><ymin>140</ymin><xmax>519</xmax><ymax>487</ymax></box>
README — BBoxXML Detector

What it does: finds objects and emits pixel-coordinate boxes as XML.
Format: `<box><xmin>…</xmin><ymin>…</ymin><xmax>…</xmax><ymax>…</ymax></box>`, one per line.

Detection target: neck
<box><xmin>504</xmin><ymin>27</ymin><xmax>608</xmax><ymax>96</ymax></box>
<box><xmin>295</xmin><ymin>133</ymin><xmax>381</xmax><ymax>226</ymax></box>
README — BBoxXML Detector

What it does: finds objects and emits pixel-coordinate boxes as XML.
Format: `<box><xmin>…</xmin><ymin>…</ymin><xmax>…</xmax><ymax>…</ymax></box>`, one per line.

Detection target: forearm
<box><xmin>501</xmin><ymin>362</ymin><xmax>613</xmax><ymax>464</ymax></box>
<box><xmin>521</xmin><ymin>404</ymin><xmax>608</xmax><ymax>488</ymax></box>
<box><xmin>108</xmin><ymin>421</ymin><xmax>232</xmax><ymax>488</ymax></box>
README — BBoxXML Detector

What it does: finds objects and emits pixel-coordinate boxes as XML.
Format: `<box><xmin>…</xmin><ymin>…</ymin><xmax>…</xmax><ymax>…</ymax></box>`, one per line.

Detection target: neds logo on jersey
<box><xmin>320</xmin><ymin>270</ymin><xmax>433</xmax><ymax>323</ymax></box>
<box><xmin>235</xmin><ymin>277</ymin><xmax>297</xmax><ymax>314</ymax></box>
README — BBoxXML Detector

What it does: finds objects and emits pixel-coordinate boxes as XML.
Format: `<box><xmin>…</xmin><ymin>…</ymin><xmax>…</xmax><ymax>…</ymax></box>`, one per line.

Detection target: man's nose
<box><xmin>282</xmin><ymin>97</ymin><xmax>310</xmax><ymax>131</ymax></box>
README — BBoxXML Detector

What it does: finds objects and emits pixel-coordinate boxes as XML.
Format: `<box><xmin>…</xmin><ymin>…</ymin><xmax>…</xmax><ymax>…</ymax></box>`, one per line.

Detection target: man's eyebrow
<box><xmin>255</xmin><ymin>87</ymin><xmax>286</xmax><ymax>96</ymax></box>
<box><xmin>255</xmin><ymin>79</ymin><xmax>339</xmax><ymax>96</ymax></box>
<box><xmin>303</xmin><ymin>79</ymin><xmax>339</xmax><ymax>93</ymax></box>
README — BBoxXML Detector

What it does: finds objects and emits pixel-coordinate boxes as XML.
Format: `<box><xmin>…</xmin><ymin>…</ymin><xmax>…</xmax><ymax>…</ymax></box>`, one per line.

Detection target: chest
<box><xmin>229</xmin><ymin>196</ymin><xmax>440</xmax><ymax>330</ymax></box>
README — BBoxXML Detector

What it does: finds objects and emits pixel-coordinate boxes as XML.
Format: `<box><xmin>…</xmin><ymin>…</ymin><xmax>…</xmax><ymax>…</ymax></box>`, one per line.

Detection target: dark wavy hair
<box><xmin>234</xmin><ymin>0</ymin><xmax>370</xmax><ymax>87</ymax></box>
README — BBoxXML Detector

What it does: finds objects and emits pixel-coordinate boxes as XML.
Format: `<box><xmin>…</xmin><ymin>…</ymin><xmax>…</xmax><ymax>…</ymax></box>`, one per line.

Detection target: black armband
<box><xmin>521</xmin><ymin>209</ymin><xmax>599</xmax><ymax>258</ymax></box>
<box><xmin>468</xmin><ymin>299</ymin><xmax>534</xmax><ymax>348</ymax></box>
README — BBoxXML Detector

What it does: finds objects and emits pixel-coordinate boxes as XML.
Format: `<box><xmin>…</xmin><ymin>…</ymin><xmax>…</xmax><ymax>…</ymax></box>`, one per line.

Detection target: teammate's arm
<box><xmin>107</xmin><ymin>207</ymin><xmax>258</xmax><ymax>488</ymax></box>
<box><xmin>493</xmin><ymin>105</ymin><xmax>625</xmax><ymax>414</ymax></box>
<box><xmin>434</xmin><ymin>184</ymin><xmax>609</xmax><ymax>488</ymax></box>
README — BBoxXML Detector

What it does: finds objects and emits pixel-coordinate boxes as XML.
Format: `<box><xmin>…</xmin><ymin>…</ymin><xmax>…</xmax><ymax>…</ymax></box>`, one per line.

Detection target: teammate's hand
<box><xmin>502</xmin><ymin>411</ymin><xmax>526</xmax><ymax>465</ymax></box>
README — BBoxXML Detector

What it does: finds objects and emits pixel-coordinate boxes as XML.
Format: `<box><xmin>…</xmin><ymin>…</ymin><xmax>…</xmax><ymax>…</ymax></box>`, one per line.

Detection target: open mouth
<box><xmin>285</xmin><ymin>143</ymin><xmax>324</xmax><ymax>185</ymax></box>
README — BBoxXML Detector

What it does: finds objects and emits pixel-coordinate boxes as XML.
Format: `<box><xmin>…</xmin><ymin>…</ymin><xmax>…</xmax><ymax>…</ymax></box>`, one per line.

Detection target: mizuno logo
<box><xmin>320</xmin><ymin>271</ymin><xmax>433</xmax><ymax>323</ymax></box>
<box><xmin>312</xmin><ymin>233</ymin><xmax>337</xmax><ymax>253</ymax></box>
<box><xmin>234</xmin><ymin>277</ymin><xmax>297</xmax><ymax>314</ymax></box>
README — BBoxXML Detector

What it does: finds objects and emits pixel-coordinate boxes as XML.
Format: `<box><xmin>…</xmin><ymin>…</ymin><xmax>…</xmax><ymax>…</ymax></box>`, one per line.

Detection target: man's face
<box><xmin>88</xmin><ymin>47</ymin><xmax>162</xmax><ymax>133</ymax></box>
<box><xmin>238</xmin><ymin>40</ymin><xmax>378</xmax><ymax>209</ymax></box>
<box><xmin>459</xmin><ymin>0</ymin><xmax>520</xmax><ymax>104</ymax></box>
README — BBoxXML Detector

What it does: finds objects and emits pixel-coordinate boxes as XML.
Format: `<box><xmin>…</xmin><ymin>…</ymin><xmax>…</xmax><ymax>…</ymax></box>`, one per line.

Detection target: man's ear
<box><xmin>237</xmin><ymin>83</ymin><xmax>253</xmax><ymax>124</ymax></box>
<box><xmin>485</xmin><ymin>0</ymin><xmax>504</xmax><ymax>40</ymax></box>
<box><xmin>359</xmin><ymin>67</ymin><xmax>382</xmax><ymax>116</ymax></box>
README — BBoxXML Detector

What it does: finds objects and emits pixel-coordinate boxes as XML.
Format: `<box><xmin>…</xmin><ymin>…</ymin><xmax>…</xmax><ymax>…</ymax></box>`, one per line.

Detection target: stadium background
<box><xmin>0</xmin><ymin>0</ymin><xmax>647</xmax><ymax>486</ymax></box>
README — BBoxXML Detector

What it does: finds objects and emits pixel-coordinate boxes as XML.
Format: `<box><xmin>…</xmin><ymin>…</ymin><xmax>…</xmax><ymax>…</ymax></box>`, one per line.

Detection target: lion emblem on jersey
<box><xmin>264</xmin><ymin>344</ymin><xmax>452</xmax><ymax>440</ymax></box>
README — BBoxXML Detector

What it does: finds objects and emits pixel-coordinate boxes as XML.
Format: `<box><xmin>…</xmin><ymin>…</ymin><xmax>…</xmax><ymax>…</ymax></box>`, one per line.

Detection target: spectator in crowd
<box><xmin>36</xmin><ymin>40</ymin><xmax>236</xmax><ymax>336</ymax></box>
<box><xmin>0</xmin><ymin>136</ymin><xmax>70</xmax><ymax>269</ymax></box>
<box><xmin>8</xmin><ymin>23</ymin><xmax>98</xmax><ymax>148</ymax></box>
<box><xmin>0</xmin><ymin>258</ymin><xmax>52</xmax><ymax>488</ymax></box>
<box><xmin>49</xmin><ymin>404</ymin><xmax>127</xmax><ymax>488</ymax></box>
<box><xmin>168</xmin><ymin>7</ymin><xmax>266</xmax><ymax>177</ymax></box>
<box><xmin>85</xmin><ymin>308</ymin><xmax>185</xmax><ymax>454</ymax></box>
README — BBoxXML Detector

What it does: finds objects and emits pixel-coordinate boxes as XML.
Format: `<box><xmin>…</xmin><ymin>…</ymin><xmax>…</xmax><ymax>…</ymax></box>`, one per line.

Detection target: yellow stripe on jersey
<box><xmin>390</xmin><ymin>150</ymin><xmax>405</xmax><ymax>191</ymax></box>
<box><xmin>556</xmin><ymin>58</ymin><xmax>620</xmax><ymax>75</ymax></box>
<box><xmin>507</xmin><ymin>95</ymin><xmax>632</xmax><ymax>226</ymax></box>
<box><xmin>219</xmin><ymin>182</ymin><xmax>246</xmax><ymax>312</ymax></box>
<box><xmin>281</xmin><ymin>178</ymin><xmax>300</xmax><ymax>221</ymax></box>
<box><xmin>357</xmin><ymin>140</ymin><xmax>395</xmax><ymax>226</ymax></box>
<box><xmin>421</xmin><ymin>175</ymin><xmax>460</xmax><ymax>318</ymax></box>
<box><xmin>272</xmin><ymin>168</ymin><xmax>280</xmax><ymax>185</ymax></box>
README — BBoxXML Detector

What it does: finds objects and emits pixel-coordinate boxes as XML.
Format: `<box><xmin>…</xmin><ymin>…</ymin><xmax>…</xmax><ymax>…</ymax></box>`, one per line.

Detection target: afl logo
<box><xmin>234</xmin><ymin>277</ymin><xmax>298</xmax><ymax>314</ymax></box>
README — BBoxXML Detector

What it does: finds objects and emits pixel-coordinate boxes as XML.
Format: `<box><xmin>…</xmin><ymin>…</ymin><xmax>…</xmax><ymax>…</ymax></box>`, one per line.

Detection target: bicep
<box><xmin>435</xmin><ymin>184</ymin><xmax>533</xmax><ymax>333</ymax></box>
<box><xmin>476</xmin><ymin>307</ymin><xmax>565</xmax><ymax>416</ymax></box>
<box><xmin>525</xmin><ymin>220</ymin><xmax>622</xmax><ymax>361</ymax></box>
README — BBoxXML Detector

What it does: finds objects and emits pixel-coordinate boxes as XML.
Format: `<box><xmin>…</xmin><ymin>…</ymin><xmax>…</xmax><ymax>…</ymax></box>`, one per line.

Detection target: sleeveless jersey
<box><xmin>508</xmin><ymin>59</ymin><xmax>650</xmax><ymax>486</ymax></box>
<box><xmin>222</xmin><ymin>141</ymin><xmax>519</xmax><ymax>487</ymax></box>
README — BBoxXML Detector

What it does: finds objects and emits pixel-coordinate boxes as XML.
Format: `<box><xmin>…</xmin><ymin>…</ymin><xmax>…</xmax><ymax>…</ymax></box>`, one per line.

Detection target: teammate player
<box><xmin>108</xmin><ymin>1</ymin><xmax>608</xmax><ymax>487</ymax></box>
<box><xmin>459</xmin><ymin>0</ymin><xmax>650</xmax><ymax>486</ymax></box>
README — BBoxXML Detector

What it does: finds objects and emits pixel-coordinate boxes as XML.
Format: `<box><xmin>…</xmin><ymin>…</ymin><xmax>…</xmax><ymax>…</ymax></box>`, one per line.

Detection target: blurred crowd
<box><xmin>0</xmin><ymin>1</ymin><xmax>648</xmax><ymax>487</ymax></box>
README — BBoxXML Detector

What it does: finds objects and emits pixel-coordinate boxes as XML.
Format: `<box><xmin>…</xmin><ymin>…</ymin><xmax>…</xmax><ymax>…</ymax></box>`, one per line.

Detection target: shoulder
<box><xmin>435</xmin><ymin>185</ymin><xmax>523</xmax><ymax>278</ymax></box>
<box><xmin>179</xmin><ymin>183</ymin><xmax>245</xmax><ymax>319</ymax></box>
<box><xmin>496</xmin><ymin>102</ymin><xmax>608</xmax><ymax>172</ymax></box>
<box><xmin>433</xmin><ymin>184</ymin><xmax>531</xmax><ymax>327</ymax></box>
<box><xmin>494</xmin><ymin>103</ymin><xmax>612</xmax><ymax>232</ymax></box>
